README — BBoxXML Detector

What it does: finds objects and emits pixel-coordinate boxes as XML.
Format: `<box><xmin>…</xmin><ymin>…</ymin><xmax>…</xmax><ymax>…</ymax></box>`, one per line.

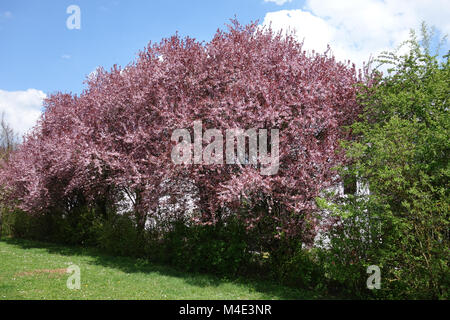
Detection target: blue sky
<box><xmin>0</xmin><ymin>0</ymin><xmax>449</xmax><ymax>136</ymax></box>
<box><xmin>0</xmin><ymin>0</ymin><xmax>302</xmax><ymax>94</ymax></box>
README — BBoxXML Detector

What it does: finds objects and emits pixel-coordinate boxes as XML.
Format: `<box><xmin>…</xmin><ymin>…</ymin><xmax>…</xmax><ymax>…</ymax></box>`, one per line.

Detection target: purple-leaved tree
<box><xmin>0</xmin><ymin>21</ymin><xmax>367</xmax><ymax>244</ymax></box>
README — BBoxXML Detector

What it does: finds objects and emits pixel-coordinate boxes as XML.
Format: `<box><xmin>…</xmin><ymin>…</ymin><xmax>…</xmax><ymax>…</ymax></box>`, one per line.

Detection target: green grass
<box><xmin>0</xmin><ymin>238</ymin><xmax>323</xmax><ymax>300</ymax></box>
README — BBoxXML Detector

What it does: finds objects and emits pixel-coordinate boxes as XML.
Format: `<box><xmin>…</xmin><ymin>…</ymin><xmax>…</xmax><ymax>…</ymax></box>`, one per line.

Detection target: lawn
<box><xmin>0</xmin><ymin>238</ymin><xmax>322</xmax><ymax>300</ymax></box>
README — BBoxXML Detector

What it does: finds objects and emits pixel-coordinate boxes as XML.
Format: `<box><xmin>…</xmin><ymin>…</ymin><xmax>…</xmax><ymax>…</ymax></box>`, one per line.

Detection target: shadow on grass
<box><xmin>1</xmin><ymin>237</ymin><xmax>324</xmax><ymax>300</ymax></box>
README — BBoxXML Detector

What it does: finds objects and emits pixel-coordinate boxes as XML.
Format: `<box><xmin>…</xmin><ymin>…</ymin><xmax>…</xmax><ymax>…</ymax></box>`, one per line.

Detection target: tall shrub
<box><xmin>320</xmin><ymin>25</ymin><xmax>449</xmax><ymax>299</ymax></box>
<box><xmin>0</xmin><ymin>20</ymin><xmax>364</xmax><ymax>244</ymax></box>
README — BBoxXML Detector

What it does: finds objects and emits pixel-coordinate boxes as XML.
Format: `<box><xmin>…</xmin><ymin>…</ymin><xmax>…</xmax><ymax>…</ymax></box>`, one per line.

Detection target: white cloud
<box><xmin>0</xmin><ymin>89</ymin><xmax>46</xmax><ymax>139</ymax></box>
<box><xmin>87</xmin><ymin>67</ymin><xmax>101</xmax><ymax>81</ymax></box>
<box><xmin>61</xmin><ymin>54</ymin><xmax>71</xmax><ymax>60</ymax></box>
<box><xmin>1</xmin><ymin>11</ymin><xmax>12</xmax><ymax>19</ymax></box>
<box><xmin>262</xmin><ymin>0</ymin><xmax>450</xmax><ymax>69</ymax></box>
<box><xmin>264</xmin><ymin>0</ymin><xmax>292</xmax><ymax>5</ymax></box>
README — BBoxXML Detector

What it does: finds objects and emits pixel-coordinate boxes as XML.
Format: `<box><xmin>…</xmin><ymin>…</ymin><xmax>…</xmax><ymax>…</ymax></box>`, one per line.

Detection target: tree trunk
<box><xmin>134</xmin><ymin>188</ymin><xmax>146</xmax><ymax>232</ymax></box>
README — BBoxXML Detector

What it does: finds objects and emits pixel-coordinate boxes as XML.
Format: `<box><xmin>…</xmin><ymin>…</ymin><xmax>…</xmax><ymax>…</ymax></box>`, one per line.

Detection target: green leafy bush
<box><xmin>3</xmin><ymin>209</ymin><xmax>57</xmax><ymax>241</ymax></box>
<box><xmin>320</xmin><ymin>25</ymin><xmax>449</xmax><ymax>299</ymax></box>
<box><xmin>2</xmin><ymin>205</ymin><xmax>103</xmax><ymax>246</ymax></box>
<box><xmin>270</xmin><ymin>243</ymin><xmax>325</xmax><ymax>292</ymax></box>
<box><xmin>155</xmin><ymin>218</ymin><xmax>253</xmax><ymax>276</ymax></box>
<box><xmin>316</xmin><ymin>196</ymin><xmax>386</xmax><ymax>298</ymax></box>
<box><xmin>97</xmin><ymin>213</ymin><xmax>147</xmax><ymax>257</ymax></box>
<box><xmin>53</xmin><ymin>207</ymin><xmax>103</xmax><ymax>246</ymax></box>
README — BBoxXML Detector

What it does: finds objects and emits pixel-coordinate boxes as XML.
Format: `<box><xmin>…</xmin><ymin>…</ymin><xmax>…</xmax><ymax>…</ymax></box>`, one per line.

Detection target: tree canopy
<box><xmin>0</xmin><ymin>21</ymin><xmax>364</xmax><ymax>243</ymax></box>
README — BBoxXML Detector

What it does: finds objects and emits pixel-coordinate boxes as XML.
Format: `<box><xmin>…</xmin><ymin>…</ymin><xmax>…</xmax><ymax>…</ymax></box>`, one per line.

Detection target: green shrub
<box><xmin>2</xmin><ymin>205</ymin><xmax>104</xmax><ymax>246</ymax></box>
<box><xmin>53</xmin><ymin>206</ymin><xmax>103</xmax><ymax>246</ymax></box>
<box><xmin>319</xmin><ymin>25</ymin><xmax>449</xmax><ymax>299</ymax></box>
<box><xmin>155</xmin><ymin>218</ymin><xmax>253</xmax><ymax>276</ymax></box>
<box><xmin>97</xmin><ymin>213</ymin><xmax>147</xmax><ymax>257</ymax></box>
<box><xmin>270</xmin><ymin>243</ymin><xmax>325</xmax><ymax>292</ymax></box>
<box><xmin>4</xmin><ymin>209</ymin><xmax>56</xmax><ymax>241</ymax></box>
<box><xmin>316</xmin><ymin>196</ymin><xmax>386</xmax><ymax>298</ymax></box>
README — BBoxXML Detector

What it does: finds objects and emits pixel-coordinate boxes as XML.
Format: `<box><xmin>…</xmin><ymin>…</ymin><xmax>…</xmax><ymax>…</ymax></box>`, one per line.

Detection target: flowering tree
<box><xmin>0</xmin><ymin>21</ymin><xmax>364</xmax><ymax>244</ymax></box>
